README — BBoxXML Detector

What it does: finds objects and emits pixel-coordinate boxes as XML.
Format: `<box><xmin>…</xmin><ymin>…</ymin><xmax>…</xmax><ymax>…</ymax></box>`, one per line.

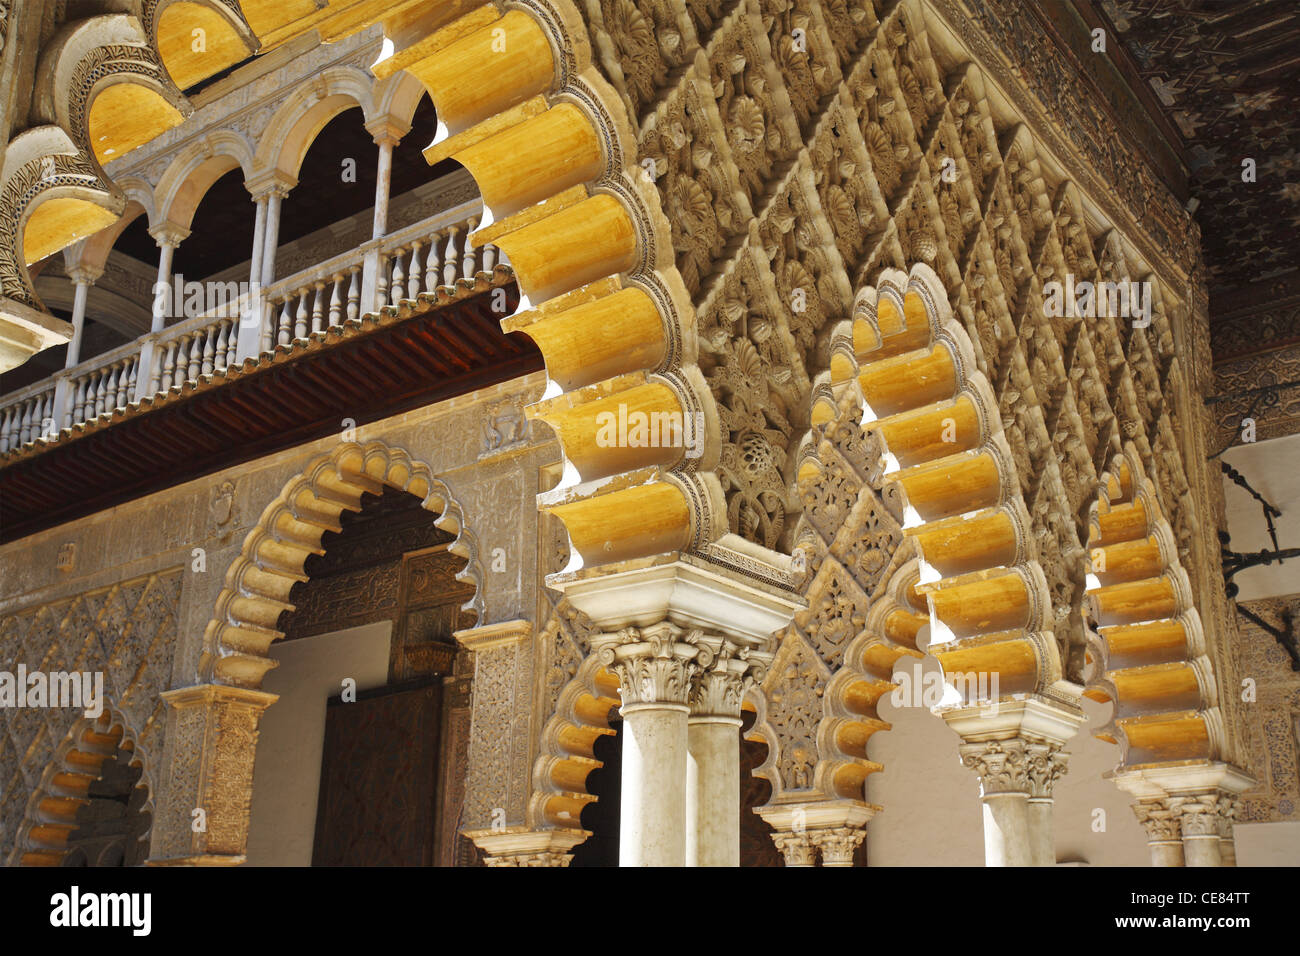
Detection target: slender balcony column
<box><xmin>236</xmin><ymin>192</ymin><xmax>271</xmax><ymax>361</ymax></box>
<box><xmin>360</xmin><ymin>122</ymin><xmax>404</xmax><ymax>314</ymax></box>
<box><xmin>148</xmin><ymin>223</ymin><xmax>188</xmax><ymax>332</ymax></box>
<box><xmin>687</xmin><ymin>643</ymin><xmax>766</xmax><ymax>866</ymax></box>
<box><xmin>1132</xmin><ymin>799</ymin><xmax>1186</xmax><ymax>867</ymax></box>
<box><xmin>946</xmin><ymin>697</ymin><xmax>1086</xmax><ymax>867</ymax></box>
<box><xmin>258</xmin><ymin>185</ymin><xmax>288</xmax><ymax>289</ymax></box>
<box><xmin>54</xmin><ymin>266</ymin><xmax>100</xmax><ymax>427</ymax></box>
<box><xmin>63</xmin><ymin>269</ymin><xmax>95</xmax><ymax>369</ymax></box>
<box><xmin>135</xmin><ymin>223</ymin><xmax>189</xmax><ymax>402</ymax></box>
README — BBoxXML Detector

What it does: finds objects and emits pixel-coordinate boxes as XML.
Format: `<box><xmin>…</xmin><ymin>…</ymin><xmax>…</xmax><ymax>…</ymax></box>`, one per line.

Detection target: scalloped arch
<box><xmin>200</xmin><ymin>440</ymin><xmax>486</xmax><ymax>689</ymax></box>
<box><xmin>7</xmin><ymin>706</ymin><xmax>154</xmax><ymax>867</ymax></box>
<box><xmin>1083</xmin><ymin>445</ymin><xmax>1224</xmax><ymax>768</ymax></box>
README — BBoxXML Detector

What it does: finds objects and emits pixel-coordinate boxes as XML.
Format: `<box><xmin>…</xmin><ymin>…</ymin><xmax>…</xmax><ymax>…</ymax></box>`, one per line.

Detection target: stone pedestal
<box><xmin>945</xmin><ymin>696</ymin><xmax>1085</xmax><ymax>867</ymax></box>
<box><xmin>466</xmin><ymin>826</ymin><xmax>589</xmax><ymax>866</ymax></box>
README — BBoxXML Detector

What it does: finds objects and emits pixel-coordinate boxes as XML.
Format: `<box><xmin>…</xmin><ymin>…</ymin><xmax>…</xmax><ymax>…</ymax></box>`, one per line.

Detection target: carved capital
<box><xmin>1131</xmin><ymin>799</ymin><xmax>1184</xmax><ymax>844</ymax></box>
<box><xmin>1025</xmin><ymin>742</ymin><xmax>1069</xmax><ymax>800</ymax></box>
<box><xmin>690</xmin><ymin>637</ymin><xmax>767</xmax><ymax>719</ymax></box>
<box><xmin>771</xmin><ymin>832</ymin><xmax>817</xmax><ymax>867</ymax></box>
<box><xmin>959</xmin><ymin>739</ymin><xmax>1031</xmax><ymax>796</ymax></box>
<box><xmin>1178</xmin><ymin>794</ymin><xmax>1224</xmax><ymax>838</ymax></box>
<box><xmin>594</xmin><ymin>622</ymin><xmax>704</xmax><ymax>708</ymax></box>
<box><xmin>810</xmin><ymin>826</ymin><xmax>867</xmax><ymax>866</ymax></box>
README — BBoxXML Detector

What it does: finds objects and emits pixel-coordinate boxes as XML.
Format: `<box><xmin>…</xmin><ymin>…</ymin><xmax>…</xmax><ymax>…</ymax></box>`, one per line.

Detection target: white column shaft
<box><xmin>620</xmin><ymin>702</ymin><xmax>689</xmax><ymax>867</ymax></box>
<box><xmin>686</xmin><ymin>716</ymin><xmax>741</xmax><ymax>867</ymax></box>
<box><xmin>982</xmin><ymin>793</ymin><xmax>1033</xmax><ymax>867</ymax></box>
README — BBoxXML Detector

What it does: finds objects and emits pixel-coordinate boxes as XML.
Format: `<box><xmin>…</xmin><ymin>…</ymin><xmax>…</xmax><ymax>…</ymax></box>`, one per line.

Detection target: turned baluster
<box><xmin>104</xmin><ymin>368</ymin><xmax>121</xmax><ymax>413</ymax></box>
<box><xmin>187</xmin><ymin>335</ymin><xmax>202</xmax><ymax>381</ymax></box>
<box><xmin>116</xmin><ymin>363</ymin><xmax>130</xmax><ymax>408</ymax></box>
<box><xmin>346</xmin><ymin>266</ymin><xmax>360</xmax><ymax>321</ymax></box>
<box><xmin>0</xmin><ymin>408</ymin><xmax>11</xmax><ymax>452</ymax></box>
<box><xmin>463</xmin><ymin>218</ymin><xmax>478</xmax><ymax>277</ymax></box>
<box><xmin>328</xmin><ymin>274</ymin><xmax>343</xmax><ymax>327</ymax></box>
<box><xmin>375</xmin><ymin>253</ymin><xmax>389</xmax><ymax>311</ymax></box>
<box><xmin>294</xmin><ymin>289</ymin><xmax>309</xmax><ymax>340</ymax></box>
<box><xmin>160</xmin><ymin>341</ymin><xmax>176</xmax><ymax>392</ymax></box>
<box><xmin>311</xmin><ymin>281</ymin><xmax>326</xmax><ymax>334</ymax></box>
<box><xmin>224</xmin><ymin>320</ymin><xmax>237</xmax><ymax>367</ymax></box>
<box><xmin>202</xmin><ymin>328</ymin><xmax>216</xmax><ymax>376</ymax></box>
<box><xmin>443</xmin><ymin>228</ymin><xmax>459</xmax><ymax>286</ymax></box>
<box><xmin>482</xmin><ymin>242</ymin><xmax>497</xmax><ymax>272</ymax></box>
<box><xmin>390</xmin><ymin>247</ymin><xmax>406</xmax><ymax>305</ymax></box>
<box><xmin>277</xmin><ymin>297</ymin><xmax>293</xmax><ymax>347</ymax></box>
<box><xmin>215</xmin><ymin>323</ymin><xmax>230</xmax><ymax>371</ymax></box>
<box><xmin>126</xmin><ymin>360</ymin><xmax>138</xmax><ymax>400</ymax></box>
<box><xmin>425</xmin><ymin>230</ymin><xmax>442</xmax><ymax>290</ymax></box>
<box><xmin>408</xmin><ymin>241</ymin><xmax>423</xmax><ymax>300</ymax></box>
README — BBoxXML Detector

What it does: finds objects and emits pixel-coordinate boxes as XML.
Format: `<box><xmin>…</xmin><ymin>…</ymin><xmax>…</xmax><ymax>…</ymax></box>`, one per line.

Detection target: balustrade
<box><xmin>1</xmin><ymin>205</ymin><xmax>504</xmax><ymax>455</ymax></box>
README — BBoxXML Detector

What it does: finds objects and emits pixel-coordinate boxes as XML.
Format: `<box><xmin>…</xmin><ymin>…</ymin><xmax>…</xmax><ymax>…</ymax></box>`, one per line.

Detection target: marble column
<box><xmin>686</xmin><ymin>642</ymin><xmax>763</xmax><ymax>866</ymax></box>
<box><xmin>555</xmin><ymin>556</ymin><xmax>801</xmax><ymax>869</ymax></box>
<box><xmin>1113</xmin><ymin>762</ymin><xmax>1254</xmax><ymax>869</ymax></box>
<box><xmin>1179</xmin><ymin>795</ymin><xmax>1224</xmax><ymax>867</ymax></box>
<box><xmin>1026</xmin><ymin>743</ymin><xmax>1069</xmax><ymax>867</ymax></box>
<box><xmin>1132</xmin><ymin>799</ymin><xmax>1185</xmax><ymax>867</ymax></box>
<box><xmin>947</xmin><ymin>697</ymin><xmax>1086</xmax><ymax>867</ymax></box>
<box><xmin>258</xmin><ymin>185</ymin><xmax>287</xmax><ymax>289</ymax></box>
<box><xmin>148</xmin><ymin>223</ymin><xmax>187</xmax><ymax>332</ymax></box>
<box><xmin>757</xmin><ymin>801</ymin><xmax>875</xmax><ymax>867</ymax></box>
<box><xmin>961</xmin><ymin>739</ymin><xmax>1034</xmax><ymax>867</ymax></box>
<box><xmin>360</xmin><ymin>125</ymin><xmax>402</xmax><ymax>313</ymax></box>
<box><xmin>134</xmin><ymin>223</ymin><xmax>189</xmax><ymax>402</ymax></box>
<box><xmin>595</xmin><ymin>623</ymin><xmax>701</xmax><ymax>867</ymax></box>
<box><xmin>63</xmin><ymin>268</ymin><xmax>94</xmax><ymax>368</ymax></box>
<box><xmin>54</xmin><ymin>266</ymin><xmax>99</xmax><ymax>427</ymax></box>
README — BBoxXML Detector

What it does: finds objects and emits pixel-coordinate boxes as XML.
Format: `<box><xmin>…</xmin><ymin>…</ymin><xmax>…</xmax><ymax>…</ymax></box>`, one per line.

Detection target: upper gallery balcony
<box><xmin>0</xmin><ymin>27</ymin><xmax>538</xmax><ymax>540</ymax></box>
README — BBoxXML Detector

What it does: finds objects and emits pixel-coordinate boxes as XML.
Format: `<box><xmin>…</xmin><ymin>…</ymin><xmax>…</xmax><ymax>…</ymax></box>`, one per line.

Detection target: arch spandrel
<box><xmin>153</xmin><ymin>129</ymin><xmax>256</xmax><ymax>229</ymax></box>
<box><xmin>251</xmin><ymin>66</ymin><xmax>377</xmax><ymax>181</ymax></box>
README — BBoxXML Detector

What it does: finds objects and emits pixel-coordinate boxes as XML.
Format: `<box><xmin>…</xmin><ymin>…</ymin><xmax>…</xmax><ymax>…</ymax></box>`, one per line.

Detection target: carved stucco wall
<box><xmin>0</xmin><ymin>369</ymin><xmax>558</xmax><ymax>863</ymax></box>
<box><xmin>0</xmin><ymin>569</ymin><xmax>181</xmax><ymax>860</ymax></box>
<box><xmin>551</xmin><ymin>0</ymin><xmax>1236</xmax><ymax>807</ymax></box>
<box><xmin>1235</xmin><ymin>594</ymin><xmax>1300</xmax><ymax>827</ymax></box>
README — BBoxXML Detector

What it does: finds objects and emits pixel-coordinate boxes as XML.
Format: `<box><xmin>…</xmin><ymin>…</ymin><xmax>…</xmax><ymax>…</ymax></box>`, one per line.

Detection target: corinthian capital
<box><xmin>690</xmin><ymin>638</ymin><xmax>768</xmax><ymax>719</ymax></box>
<box><xmin>594</xmin><ymin>622</ymin><xmax>704</xmax><ymax>707</ymax></box>
<box><xmin>1025</xmin><ymin>743</ymin><xmax>1069</xmax><ymax>799</ymax></box>
<box><xmin>959</xmin><ymin>739</ymin><xmax>1031</xmax><ymax>795</ymax></box>
<box><xmin>1132</xmin><ymin>799</ymin><xmax>1183</xmax><ymax>843</ymax></box>
<box><xmin>1178</xmin><ymin>795</ymin><xmax>1224</xmax><ymax>838</ymax></box>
